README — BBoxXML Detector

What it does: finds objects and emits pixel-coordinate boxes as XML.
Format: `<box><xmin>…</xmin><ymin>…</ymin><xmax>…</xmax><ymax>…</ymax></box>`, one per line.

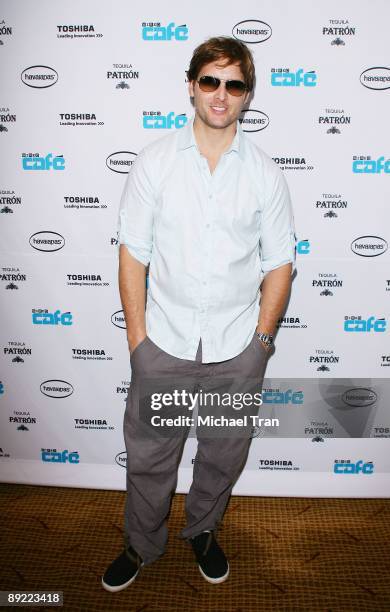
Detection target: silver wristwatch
<box><xmin>256</xmin><ymin>331</ymin><xmax>274</xmax><ymax>347</ymax></box>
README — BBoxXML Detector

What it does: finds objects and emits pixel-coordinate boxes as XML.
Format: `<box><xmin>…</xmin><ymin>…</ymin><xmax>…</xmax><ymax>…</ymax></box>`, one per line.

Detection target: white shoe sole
<box><xmin>198</xmin><ymin>561</ymin><xmax>229</xmax><ymax>584</ymax></box>
<box><xmin>101</xmin><ymin>563</ymin><xmax>143</xmax><ymax>593</ymax></box>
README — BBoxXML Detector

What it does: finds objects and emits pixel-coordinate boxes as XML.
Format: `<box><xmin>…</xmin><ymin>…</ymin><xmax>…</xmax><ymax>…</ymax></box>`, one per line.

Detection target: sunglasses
<box><xmin>197</xmin><ymin>75</ymin><xmax>247</xmax><ymax>97</ymax></box>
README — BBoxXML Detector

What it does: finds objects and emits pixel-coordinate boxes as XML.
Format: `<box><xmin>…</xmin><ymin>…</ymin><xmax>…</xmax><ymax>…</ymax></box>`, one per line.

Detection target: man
<box><xmin>102</xmin><ymin>36</ymin><xmax>296</xmax><ymax>592</ymax></box>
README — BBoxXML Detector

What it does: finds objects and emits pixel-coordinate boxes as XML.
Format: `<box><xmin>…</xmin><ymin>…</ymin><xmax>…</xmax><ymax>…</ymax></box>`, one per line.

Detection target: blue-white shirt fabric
<box><xmin>118</xmin><ymin>117</ymin><xmax>296</xmax><ymax>363</ymax></box>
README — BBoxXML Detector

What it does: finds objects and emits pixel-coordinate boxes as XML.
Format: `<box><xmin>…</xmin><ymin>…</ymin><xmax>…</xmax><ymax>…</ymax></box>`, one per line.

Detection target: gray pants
<box><xmin>123</xmin><ymin>332</ymin><xmax>268</xmax><ymax>565</ymax></box>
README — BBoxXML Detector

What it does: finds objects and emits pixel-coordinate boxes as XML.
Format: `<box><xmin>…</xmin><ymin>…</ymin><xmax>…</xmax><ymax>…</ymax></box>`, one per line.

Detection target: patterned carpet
<box><xmin>1</xmin><ymin>484</ymin><xmax>389</xmax><ymax>611</ymax></box>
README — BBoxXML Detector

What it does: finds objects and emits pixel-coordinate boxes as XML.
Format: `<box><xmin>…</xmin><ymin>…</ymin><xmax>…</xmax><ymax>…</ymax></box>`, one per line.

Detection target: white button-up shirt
<box><xmin>118</xmin><ymin>118</ymin><xmax>296</xmax><ymax>363</ymax></box>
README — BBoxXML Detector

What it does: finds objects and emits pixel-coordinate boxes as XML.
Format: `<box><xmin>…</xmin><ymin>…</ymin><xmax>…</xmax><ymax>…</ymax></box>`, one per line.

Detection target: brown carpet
<box><xmin>1</xmin><ymin>484</ymin><xmax>389</xmax><ymax>612</ymax></box>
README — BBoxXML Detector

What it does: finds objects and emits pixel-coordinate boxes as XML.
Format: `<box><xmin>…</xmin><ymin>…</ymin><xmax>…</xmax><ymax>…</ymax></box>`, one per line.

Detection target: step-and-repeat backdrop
<box><xmin>1</xmin><ymin>0</ymin><xmax>389</xmax><ymax>497</ymax></box>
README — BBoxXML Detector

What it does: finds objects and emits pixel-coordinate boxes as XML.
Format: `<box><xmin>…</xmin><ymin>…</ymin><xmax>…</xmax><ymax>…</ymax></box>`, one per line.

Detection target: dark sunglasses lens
<box><xmin>198</xmin><ymin>76</ymin><xmax>220</xmax><ymax>92</ymax></box>
<box><xmin>226</xmin><ymin>80</ymin><xmax>246</xmax><ymax>96</ymax></box>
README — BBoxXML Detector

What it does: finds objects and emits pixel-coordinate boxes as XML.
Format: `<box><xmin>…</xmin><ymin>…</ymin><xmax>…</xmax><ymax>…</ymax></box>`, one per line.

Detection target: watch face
<box><xmin>265</xmin><ymin>336</ymin><xmax>273</xmax><ymax>345</ymax></box>
<box><xmin>257</xmin><ymin>333</ymin><xmax>273</xmax><ymax>346</ymax></box>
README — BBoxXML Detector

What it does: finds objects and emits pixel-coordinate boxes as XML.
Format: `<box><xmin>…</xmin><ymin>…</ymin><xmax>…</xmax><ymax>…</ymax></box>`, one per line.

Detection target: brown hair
<box><xmin>187</xmin><ymin>36</ymin><xmax>255</xmax><ymax>91</ymax></box>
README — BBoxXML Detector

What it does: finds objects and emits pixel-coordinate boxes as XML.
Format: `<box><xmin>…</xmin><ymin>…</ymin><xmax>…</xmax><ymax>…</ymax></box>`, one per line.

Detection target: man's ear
<box><xmin>188</xmin><ymin>80</ymin><xmax>195</xmax><ymax>97</ymax></box>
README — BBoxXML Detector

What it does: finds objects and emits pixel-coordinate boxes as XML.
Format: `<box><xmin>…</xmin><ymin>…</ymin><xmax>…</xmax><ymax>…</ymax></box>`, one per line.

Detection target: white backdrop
<box><xmin>1</xmin><ymin>0</ymin><xmax>389</xmax><ymax>497</ymax></box>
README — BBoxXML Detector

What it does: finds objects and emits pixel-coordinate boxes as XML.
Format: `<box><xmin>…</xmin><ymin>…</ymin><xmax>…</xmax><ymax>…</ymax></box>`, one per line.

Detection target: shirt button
<box><xmin>202</xmin><ymin>281</ymin><xmax>207</xmax><ymax>286</ymax></box>
<box><xmin>209</xmin><ymin>194</ymin><xmax>213</xmax><ymax>199</ymax></box>
<box><xmin>206</xmin><ymin>223</ymin><xmax>210</xmax><ymax>228</ymax></box>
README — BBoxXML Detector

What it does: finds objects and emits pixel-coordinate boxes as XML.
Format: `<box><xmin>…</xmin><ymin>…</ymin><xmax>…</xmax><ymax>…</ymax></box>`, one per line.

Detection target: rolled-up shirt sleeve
<box><xmin>118</xmin><ymin>148</ymin><xmax>155</xmax><ymax>266</ymax></box>
<box><xmin>259</xmin><ymin>162</ymin><xmax>296</xmax><ymax>276</ymax></box>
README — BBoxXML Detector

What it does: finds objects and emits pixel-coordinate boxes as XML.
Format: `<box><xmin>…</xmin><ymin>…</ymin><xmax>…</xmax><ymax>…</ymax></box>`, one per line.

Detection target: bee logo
<box><xmin>320</xmin><ymin>289</ymin><xmax>333</xmax><ymax>297</ymax></box>
<box><xmin>331</xmin><ymin>38</ymin><xmax>345</xmax><ymax>46</ymax></box>
<box><xmin>327</xmin><ymin>126</ymin><xmax>340</xmax><ymax>134</ymax></box>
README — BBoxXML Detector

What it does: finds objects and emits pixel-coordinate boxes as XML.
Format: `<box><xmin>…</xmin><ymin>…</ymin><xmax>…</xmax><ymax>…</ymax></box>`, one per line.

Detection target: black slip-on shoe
<box><xmin>190</xmin><ymin>531</ymin><xmax>229</xmax><ymax>584</ymax></box>
<box><xmin>102</xmin><ymin>546</ymin><xmax>143</xmax><ymax>592</ymax></box>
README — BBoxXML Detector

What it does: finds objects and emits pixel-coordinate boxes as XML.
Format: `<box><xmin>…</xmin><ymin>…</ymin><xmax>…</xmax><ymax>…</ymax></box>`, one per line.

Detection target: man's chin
<box><xmin>203</xmin><ymin>114</ymin><xmax>237</xmax><ymax>130</ymax></box>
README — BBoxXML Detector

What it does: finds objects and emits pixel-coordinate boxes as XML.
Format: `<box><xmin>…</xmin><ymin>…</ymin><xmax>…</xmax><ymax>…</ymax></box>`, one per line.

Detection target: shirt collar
<box><xmin>177</xmin><ymin>115</ymin><xmax>245</xmax><ymax>160</ymax></box>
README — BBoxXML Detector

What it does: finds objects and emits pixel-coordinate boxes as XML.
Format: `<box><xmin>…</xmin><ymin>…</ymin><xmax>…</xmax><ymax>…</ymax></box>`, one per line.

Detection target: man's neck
<box><xmin>193</xmin><ymin>116</ymin><xmax>237</xmax><ymax>161</ymax></box>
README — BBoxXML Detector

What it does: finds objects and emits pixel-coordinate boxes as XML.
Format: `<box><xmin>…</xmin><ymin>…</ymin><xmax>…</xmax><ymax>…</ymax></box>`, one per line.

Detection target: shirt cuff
<box><xmin>119</xmin><ymin>238</ymin><xmax>151</xmax><ymax>266</ymax></box>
